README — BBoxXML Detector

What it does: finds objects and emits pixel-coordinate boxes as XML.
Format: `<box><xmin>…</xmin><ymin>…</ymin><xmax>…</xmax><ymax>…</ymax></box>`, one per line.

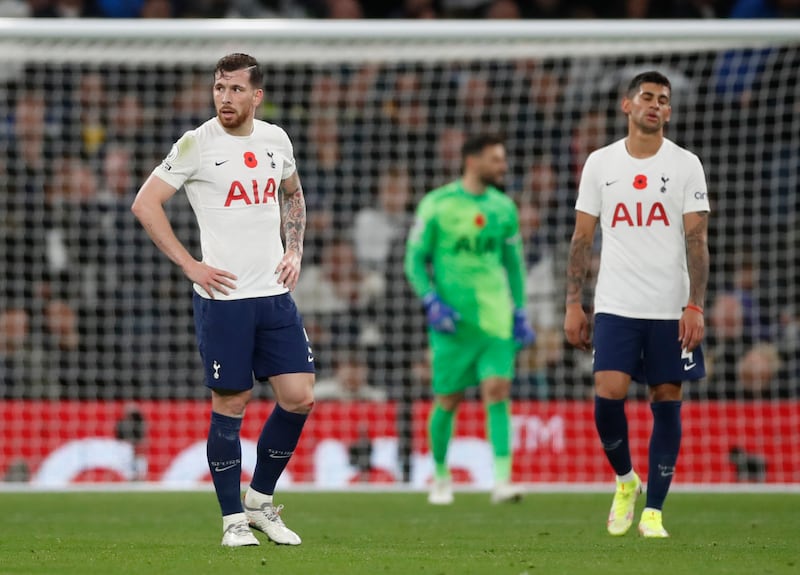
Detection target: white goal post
<box><xmin>0</xmin><ymin>19</ymin><xmax>797</xmax><ymax>489</ymax></box>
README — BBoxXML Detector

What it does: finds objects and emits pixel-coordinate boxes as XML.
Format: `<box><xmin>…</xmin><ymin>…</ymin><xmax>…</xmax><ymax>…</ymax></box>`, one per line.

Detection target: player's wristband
<box><xmin>685</xmin><ymin>304</ymin><xmax>704</xmax><ymax>315</ymax></box>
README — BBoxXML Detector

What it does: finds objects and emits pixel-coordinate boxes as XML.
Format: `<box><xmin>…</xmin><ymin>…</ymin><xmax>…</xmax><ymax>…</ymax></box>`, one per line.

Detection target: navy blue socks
<box><xmin>250</xmin><ymin>404</ymin><xmax>308</xmax><ymax>495</ymax></box>
<box><xmin>207</xmin><ymin>411</ymin><xmax>244</xmax><ymax>516</ymax></box>
<box><xmin>594</xmin><ymin>396</ymin><xmax>633</xmax><ymax>476</ymax></box>
<box><xmin>646</xmin><ymin>401</ymin><xmax>682</xmax><ymax>510</ymax></box>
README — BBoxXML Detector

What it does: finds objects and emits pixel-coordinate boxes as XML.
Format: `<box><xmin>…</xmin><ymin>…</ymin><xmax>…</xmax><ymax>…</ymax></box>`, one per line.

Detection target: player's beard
<box><xmin>480</xmin><ymin>172</ymin><xmax>504</xmax><ymax>189</ymax></box>
<box><xmin>218</xmin><ymin>107</ymin><xmax>247</xmax><ymax>130</ymax></box>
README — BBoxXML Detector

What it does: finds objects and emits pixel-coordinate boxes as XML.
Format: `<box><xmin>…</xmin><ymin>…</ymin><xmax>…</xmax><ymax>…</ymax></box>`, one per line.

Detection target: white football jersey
<box><xmin>575</xmin><ymin>138</ymin><xmax>710</xmax><ymax>319</ymax></box>
<box><xmin>152</xmin><ymin>117</ymin><xmax>297</xmax><ymax>300</ymax></box>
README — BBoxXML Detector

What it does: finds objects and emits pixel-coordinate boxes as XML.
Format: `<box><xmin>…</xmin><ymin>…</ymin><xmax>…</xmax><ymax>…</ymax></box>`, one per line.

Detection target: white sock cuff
<box><xmin>616</xmin><ymin>470</ymin><xmax>636</xmax><ymax>483</ymax></box>
<box><xmin>222</xmin><ymin>512</ymin><xmax>247</xmax><ymax>528</ymax></box>
<box><xmin>244</xmin><ymin>486</ymin><xmax>273</xmax><ymax>506</ymax></box>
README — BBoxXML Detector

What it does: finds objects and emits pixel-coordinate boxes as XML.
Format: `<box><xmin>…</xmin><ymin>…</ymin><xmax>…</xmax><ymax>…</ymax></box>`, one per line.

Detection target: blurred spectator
<box><xmin>43</xmin><ymin>299</ymin><xmax>79</xmax><ymax>353</ymax></box>
<box><xmin>301</xmin><ymin>113</ymin><xmax>357</xmax><ymax>223</ymax></box>
<box><xmin>485</xmin><ymin>0</ymin><xmax>521</xmax><ymax>17</ymax></box>
<box><xmin>517</xmin><ymin>201</ymin><xmax>557</xmax><ymax>330</ymax></box>
<box><xmin>139</xmin><ymin>0</ymin><xmax>172</xmax><ymax>16</ymax></box>
<box><xmin>309</xmin><ymin>73</ymin><xmax>344</xmax><ymax>119</ymax></box>
<box><xmin>167</xmin><ymin>73</ymin><xmax>214</xmax><ymax>142</ymax></box>
<box><xmin>314</xmin><ymin>348</ymin><xmax>387</xmax><ymax>401</ymax></box>
<box><xmin>293</xmin><ymin>235</ymin><xmax>384</xmax><ymax>315</ymax></box>
<box><xmin>381</xmin><ymin>69</ymin><xmax>432</xmax><ymax>168</ymax></box>
<box><xmin>292</xmin><ymin>235</ymin><xmax>384</xmax><ymax>356</ymax></box>
<box><xmin>353</xmin><ymin>165</ymin><xmax>413</xmax><ymax>271</ymax></box>
<box><xmin>450</xmin><ymin>71</ymin><xmax>497</xmax><ymax>134</ymax></box>
<box><xmin>513</xmin><ymin>190</ymin><xmax>567</xmax><ymax>399</ymax></box>
<box><xmin>568</xmin><ymin>109</ymin><xmax>608</xmax><ymax>190</ymax></box>
<box><xmin>58</xmin><ymin>0</ymin><xmax>88</xmax><ymax>15</ymax></box>
<box><xmin>703</xmin><ymin>292</ymin><xmax>747</xmax><ymax>397</ymax></box>
<box><xmin>434</xmin><ymin>127</ymin><xmax>466</xmax><ymax>184</ymax></box>
<box><xmin>2</xmin><ymin>88</ymin><xmax>52</xmax><ymax>307</ymax></box>
<box><xmin>374</xmin><ymin>212</ymin><xmax>427</xmax><ymax>398</ymax></box>
<box><xmin>511</xmin><ymin>59</ymin><xmax>567</xmax><ymax>161</ymax></box>
<box><xmin>729</xmin><ymin>252</ymin><xmax>772</xmax><ymax>341</ymax></box>
<box><xmin>95</xmin><ymin>144</ymin><xmax>164</xmax><ymax>381</ymax></box>
<box><xmin>735</xmin><ymin>342</ymin><xmax>784</xmax><ymax>398</ymax></box>
<box><xmin>0</xmin><ymin>307</ymin><xmax>48</xmax><ymax>398</ymax></box>
<box><xmin>323</xmin><ymin>0</ymin><xmax>362</xmax><ymax>17</ymax></box>
<box><xmin>43</xmin><ymin>156</ymin><xmax>103</xmax><ymax>303</ymax></box>
<box><xmin>62</xmin><ymin>71</ymin><xmax>109</xmax><ymax>161</ymax></box>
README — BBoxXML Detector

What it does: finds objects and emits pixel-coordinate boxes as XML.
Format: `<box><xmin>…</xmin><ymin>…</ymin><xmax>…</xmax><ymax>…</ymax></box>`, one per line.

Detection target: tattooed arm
<box><xmin>276</xmin><ymin>171</ymin><xmax>307</xmax><ymax>290</ymax></box>
<box><xmin>680</xmin><ymin>211</ymin><xmax>709</xmax><ymax>351</ymax></box>
<box><xmin>564</xmin><ymin>211</ymin><xmax>598</xmax><ymax>350</ymax></box>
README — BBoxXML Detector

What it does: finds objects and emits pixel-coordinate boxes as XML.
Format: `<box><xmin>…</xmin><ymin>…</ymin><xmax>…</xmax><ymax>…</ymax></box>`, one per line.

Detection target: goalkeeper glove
<box><xmin>513</xmin><ymin>308</ymin><xmax>536</xmax><ymax>347</ymax></box>
<box><xmin>422</xmin><ymin>293</ymin><xmax>460</xmax><ymax>334</ymax></box>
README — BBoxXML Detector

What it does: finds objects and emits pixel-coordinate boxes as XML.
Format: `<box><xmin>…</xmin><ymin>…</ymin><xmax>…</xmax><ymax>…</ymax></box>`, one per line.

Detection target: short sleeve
<box><xmin>574</xmin><ymin>151</ymin><xmax>602</xmax><ymax>216</ymax></box>
<box><xmin>151</xmin><ymin>131</ymin><xmax>200</xmax><ymax>190</ymax></box>
<box><xmin>682</xmin><ymin>153</ymin><xmax>710</xmax><ymax>214</ymax></box>
<box><xmin>279</xmin><ymin>128</ymin><xmax>296</xmax><ymax>180</ymax></box>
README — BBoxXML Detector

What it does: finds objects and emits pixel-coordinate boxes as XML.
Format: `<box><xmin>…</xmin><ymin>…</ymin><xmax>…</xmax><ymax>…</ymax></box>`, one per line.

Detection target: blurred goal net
<box><xmin>0</xmin><ymin>20</ymin><xmax>797</xmax><ymax>487</ymax></box>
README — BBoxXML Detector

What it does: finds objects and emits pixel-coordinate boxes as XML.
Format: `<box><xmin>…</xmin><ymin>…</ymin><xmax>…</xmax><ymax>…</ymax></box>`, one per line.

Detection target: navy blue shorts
<box><xmin>593</xmin><ymin>313</ymin><xmax>705</xmax><ymax>385</ymax></box>
<box><xmin>192</xmin><ymin>292</ymin><xmax>315</xmax><ymax>391</ymax></box>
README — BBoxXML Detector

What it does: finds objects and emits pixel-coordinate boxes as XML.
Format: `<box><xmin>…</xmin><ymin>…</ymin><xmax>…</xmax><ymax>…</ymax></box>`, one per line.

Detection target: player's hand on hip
<box><xmin>422</xmin><ymin>293</ymin><xmax>460</xmax><ymax>334</ymax></box>
<box><xmin>679</xmin><ymin>306</ymin><xmax>705</xmax><ymax>352</ymax></box>
<box><xmin>183</xmin><ymin>259</ymin><xmax>237</xmax><ymax>299</ymax></box>
<box><xmin>564</xmin><ymin>303</ymin><xmax>591</xmax><ymax>351</ymax></box>
<box><xmin>275</xmin><ymin>249</ymin><xmax>302</xmax><ymax>291</ymax></box>
<box><xmin>513</xmin><ymin>308</ymin><xmax>536</xmax><ymax>347</ymax></box>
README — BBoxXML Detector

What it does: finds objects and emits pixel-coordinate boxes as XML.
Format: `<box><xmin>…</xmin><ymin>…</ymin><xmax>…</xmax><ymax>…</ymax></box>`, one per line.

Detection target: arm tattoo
<box><xmin>685</xmin><ymin>212</ymin><xmax>709</xmax><ymax>308</ymax></box>
<box><xmin>281</xmin><ymin>181</ymin><xmax>306</xmax><ymax>255</ymax></box>
<box><xmin>566</xmin><ymin>235</ymin><xmax>592</xmax><ymax>306</ymax></box>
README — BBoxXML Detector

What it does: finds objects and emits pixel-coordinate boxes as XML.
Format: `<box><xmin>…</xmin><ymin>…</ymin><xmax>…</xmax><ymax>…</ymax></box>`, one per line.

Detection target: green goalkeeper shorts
<box><xmin>428</xmin><ymin>325</ymin><xmax>516</xmax><ymax>395</ymax></box>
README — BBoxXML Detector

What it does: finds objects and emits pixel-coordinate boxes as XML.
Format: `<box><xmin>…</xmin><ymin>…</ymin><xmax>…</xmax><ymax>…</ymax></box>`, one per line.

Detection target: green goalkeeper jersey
<box><xmin>404</xmin><ymin>180</ymin><xmax>526</xmax><ymax>339</ymax></box>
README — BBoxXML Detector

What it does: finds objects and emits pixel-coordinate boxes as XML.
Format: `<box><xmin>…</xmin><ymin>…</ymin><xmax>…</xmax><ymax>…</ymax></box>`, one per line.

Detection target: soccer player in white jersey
<box><xmin>564</xmin><ymin>71</ymin><xmax>710</xmax><ymax>538</ymax></box>
<box><xmin>132</xmin><ymin>53</ymin><xmax>314</xmax><ymax>548</ymax></box>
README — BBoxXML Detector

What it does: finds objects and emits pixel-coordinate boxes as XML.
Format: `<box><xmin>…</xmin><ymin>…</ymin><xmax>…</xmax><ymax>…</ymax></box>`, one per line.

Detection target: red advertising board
<box><xmin>0</xmin><ymin>400</ymin><xmax>797</xmax><ymax>486</ymax></box>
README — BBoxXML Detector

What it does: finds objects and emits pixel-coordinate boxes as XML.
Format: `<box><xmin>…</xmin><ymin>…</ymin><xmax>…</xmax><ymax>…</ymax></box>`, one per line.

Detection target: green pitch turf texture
<box><xmin>1</xmin><ymin>491</ymin><xmax>797</xmax><ymax>575</ymax></box>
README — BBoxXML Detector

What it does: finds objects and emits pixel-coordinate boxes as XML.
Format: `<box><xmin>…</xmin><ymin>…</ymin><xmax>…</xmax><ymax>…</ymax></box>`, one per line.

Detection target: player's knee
<box><xmin>211</xmin><ymin>389</ymin><xmax>252</xmax><ymax>417</ymax></box>
<box><xmin>436</xmin><ymin>393</ymin><xmax>463</xmax><ymax>411</ymax></box>
<box><xmin>481</xmin><ymin>378</ymin><xmax>511</xmax><ymax>403</ymax></box>
<box><xmin>281</xmin><ymin>391</ymin><xmax>315</xmax><ymax>415</ymax></box>
<box><xmin>649</xmin><ymin>382</ymin><xmax>682</xmax><ymax>402</ymax></box>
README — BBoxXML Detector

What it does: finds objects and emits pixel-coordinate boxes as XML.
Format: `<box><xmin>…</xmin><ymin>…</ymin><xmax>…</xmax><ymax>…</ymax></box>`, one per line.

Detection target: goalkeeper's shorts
<box><xmin>428</xmin><ymin>327</ymin><xmax>516</xmax><ymax>395</ymax></box>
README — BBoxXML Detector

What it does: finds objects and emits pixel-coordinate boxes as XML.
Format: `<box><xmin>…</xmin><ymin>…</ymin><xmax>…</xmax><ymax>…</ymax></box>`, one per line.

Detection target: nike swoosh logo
<box><xmin>605</xmin><ymin>180</ymin><xmax>618</xmax><ymax>186</ymax></box>
<box><xmin>215</xmin><ymin>160</ymin><xmax>229</xmax><ymax>166</ymax></box>
<box><xmin>213</xmin><ymin>464</ymin><xmax>237</xmax><ymax>472</ymax></box>
<box><xmin>268</xmin><ymin>453</ymin><xmax>292</xmax><ymax>459</ymax></box>
<box><xmin>684</xmin><ymin>363</ymin><xmax>696</xmax><ymax>371</ymax></box>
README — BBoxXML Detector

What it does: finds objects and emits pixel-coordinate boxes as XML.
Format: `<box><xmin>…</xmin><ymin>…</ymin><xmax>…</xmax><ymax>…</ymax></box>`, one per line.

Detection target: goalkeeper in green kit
<box><xmin>404</xmin><ymin>134</ymin><xmax>536</xmax><ymax>505</ymax></box>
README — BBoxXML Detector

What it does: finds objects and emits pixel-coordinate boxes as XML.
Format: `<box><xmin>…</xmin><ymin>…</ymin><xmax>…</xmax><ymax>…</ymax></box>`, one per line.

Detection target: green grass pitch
<box><xmin>1</xmin><ymin>491</ymin><xmax>798</xmax><ymax>575</ymax></box>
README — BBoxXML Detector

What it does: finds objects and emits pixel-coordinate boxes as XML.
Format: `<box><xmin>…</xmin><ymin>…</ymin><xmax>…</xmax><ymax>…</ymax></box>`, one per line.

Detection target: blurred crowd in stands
<box><xmin>0</xmin><ymin>42</ymin><xmax>798</xmax><ymax>402</ymax></box>
<box><xmin>1</xmin><ymin>0</ymin><xmax>800</xmax><ymax>19</ymax></box>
